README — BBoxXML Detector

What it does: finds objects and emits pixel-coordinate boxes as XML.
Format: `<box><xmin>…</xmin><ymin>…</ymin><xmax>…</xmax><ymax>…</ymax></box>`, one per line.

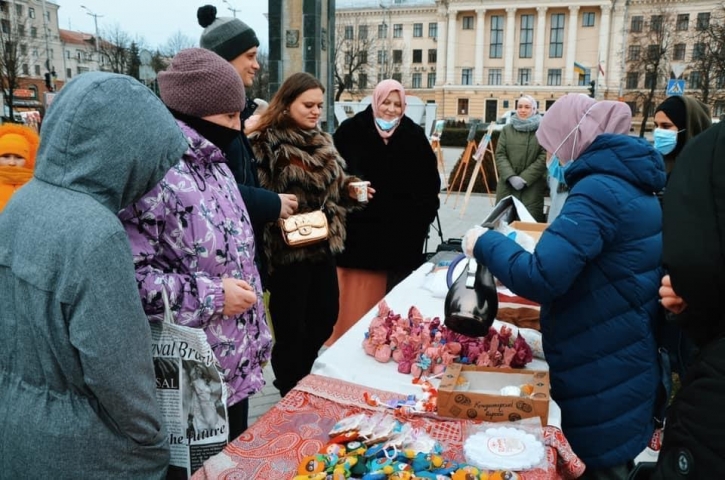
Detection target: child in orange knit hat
<box><xmin>0</xmin><ymin>123</ymin><xmax>39</xmax><ymax>212</ymax></box>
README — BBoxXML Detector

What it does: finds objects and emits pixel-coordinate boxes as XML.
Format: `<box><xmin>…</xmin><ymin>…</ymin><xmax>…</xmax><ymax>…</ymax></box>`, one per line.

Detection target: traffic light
<box><xmin>44</xmin><ymin>72</ymin><xmax>53</xmax><ymax>91</ymax></box>
<box><xmin>588</xmin><ymin>80</ymin><xmax>596</xmax><ymax>98</ymax></box>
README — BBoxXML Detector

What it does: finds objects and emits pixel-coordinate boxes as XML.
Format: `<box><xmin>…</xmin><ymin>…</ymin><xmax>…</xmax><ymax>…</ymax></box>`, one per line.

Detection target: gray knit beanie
<box><xmin>197</xmin><ymin>5</ymin><xmax>260</xmax><ymax>61</ymax></box>
<box><xmin>158</xmin><ymin>48</ymin><xmax>245</xmax><ymax>118</ymax></box>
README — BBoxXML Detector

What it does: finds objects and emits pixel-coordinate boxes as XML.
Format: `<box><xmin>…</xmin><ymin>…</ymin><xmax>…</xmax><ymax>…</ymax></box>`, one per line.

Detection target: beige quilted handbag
<box><xmin>279</xmin><ymin>210</ymin><xmax>329</xmax><ymax>247</ymax></box>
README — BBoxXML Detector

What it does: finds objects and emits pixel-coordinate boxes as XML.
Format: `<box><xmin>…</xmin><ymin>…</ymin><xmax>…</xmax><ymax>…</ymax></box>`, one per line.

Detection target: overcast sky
<box><xmin>54</xmin><ymin>0</ymin><xmax>269</xmax><ymax>52</ymax></box>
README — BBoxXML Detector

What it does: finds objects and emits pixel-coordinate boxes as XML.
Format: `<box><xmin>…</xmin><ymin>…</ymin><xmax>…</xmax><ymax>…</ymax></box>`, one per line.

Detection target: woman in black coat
<box><xmin>329</xmin><ymin>79</ymin><xmax>440</xmax><ymax>344</ymax></box>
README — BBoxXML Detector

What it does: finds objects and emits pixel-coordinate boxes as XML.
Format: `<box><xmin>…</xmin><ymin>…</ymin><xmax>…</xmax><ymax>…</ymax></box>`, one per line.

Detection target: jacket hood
<box><xmin>663</xmin><ymin>121</ymin><xmax>725</xmax><ymax>345</ymax></box>
<box><xmin>34</xmin><ymin>72</ymin><xmax>188</xmax><ymax>212</ymax></box>
<box><xmin>566</xmin><ymin>133</ymin><xmax>666</xmax><ymax>194</ymax></box>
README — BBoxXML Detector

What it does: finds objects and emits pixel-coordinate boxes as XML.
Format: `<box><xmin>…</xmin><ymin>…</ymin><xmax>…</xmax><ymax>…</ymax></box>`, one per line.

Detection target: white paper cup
<box><xmin>350</xmin><ymin>181</ymin><xmax>369</xmax><ymax>202</ymax></box>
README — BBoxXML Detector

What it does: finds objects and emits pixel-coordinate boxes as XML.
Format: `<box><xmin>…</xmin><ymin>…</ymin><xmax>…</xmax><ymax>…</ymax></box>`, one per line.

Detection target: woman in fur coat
<box><xmin>248</xmin><ymin>72</ymin><xmax>371</xmax><ymax>396</ymax></box>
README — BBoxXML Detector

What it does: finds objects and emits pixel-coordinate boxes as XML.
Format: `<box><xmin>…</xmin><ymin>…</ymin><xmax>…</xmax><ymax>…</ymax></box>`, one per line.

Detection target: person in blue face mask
<box><xmin>653</xmin><ymin>95</ymin><xmax>711</xmax><ymax>176</ymax></box>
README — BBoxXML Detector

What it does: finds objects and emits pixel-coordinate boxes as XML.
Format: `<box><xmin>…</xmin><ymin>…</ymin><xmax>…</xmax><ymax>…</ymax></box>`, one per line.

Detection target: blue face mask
<box><xmin>375</xmin><ymin>117</ymin><xmax>399</xmax><ymax>131</ymax></box>
<box><xmin>547</xmin><ymin>155</ymin><xmax>570</xmax><ymax>185</ymax></box>
<box><xmin>653</xmin><ymin>128</ymin><xmax>680</xmax><ymax>155</ymax></box>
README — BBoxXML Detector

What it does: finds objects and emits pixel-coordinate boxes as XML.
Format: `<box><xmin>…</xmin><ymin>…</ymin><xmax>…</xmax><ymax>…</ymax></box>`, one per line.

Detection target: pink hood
<box><xmin>536</xmin><ymin>94</ymin><xmax>632</xmax><ymax>162</ymax></box>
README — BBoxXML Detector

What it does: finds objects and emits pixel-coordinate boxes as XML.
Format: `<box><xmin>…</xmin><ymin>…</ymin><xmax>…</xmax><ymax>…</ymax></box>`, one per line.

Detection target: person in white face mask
<box><xmin>653</xmin><ymin>95</ymin><xmax>711</xmax><ymax>176</ymax></box>
<box><xmin>330</xmin><ymin>79</ymin><xmax>441</xmax><ymax>345</ymax></box>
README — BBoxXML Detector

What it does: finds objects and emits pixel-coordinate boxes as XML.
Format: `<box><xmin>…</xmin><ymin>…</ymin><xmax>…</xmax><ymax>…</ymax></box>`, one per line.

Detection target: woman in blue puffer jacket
<box><xmin>464</xmin><ymin>94</ymin><xmax>666</xmax><ymax>479</ymax></box>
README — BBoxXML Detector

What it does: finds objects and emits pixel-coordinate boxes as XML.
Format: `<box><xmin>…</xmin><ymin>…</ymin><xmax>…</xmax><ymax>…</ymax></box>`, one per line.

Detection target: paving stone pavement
<box><xmin>247</xmin><ymin>145</ymin><xmax>506</xmax><ymax>426</ymax></box>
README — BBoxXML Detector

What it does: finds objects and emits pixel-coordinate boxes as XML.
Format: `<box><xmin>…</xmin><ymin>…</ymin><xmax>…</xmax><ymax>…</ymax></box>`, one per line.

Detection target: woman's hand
<box><xmin>463</xmin><ymin>225</ymin><xmax>488</xmax><ymax>258</ymax></box>
<box><xmin>347</xmin><ymin>181</ymin><xmax>375</xmax><ymax>201</ymax></box>
<box><xmin>660</xmin><ymin>275</ymin><xmax>687</xmax><ymax>314</ymax></box>
<box><xmin>222</xmin><ymin>278</ymin><xmax>257</xmax><ymax>316</ymax></box>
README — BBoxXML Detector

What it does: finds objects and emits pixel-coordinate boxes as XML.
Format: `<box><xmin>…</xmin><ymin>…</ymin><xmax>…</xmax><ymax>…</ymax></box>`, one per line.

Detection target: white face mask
<box><xmin>551</xmin><ymin>104</ymin><xmax>597</xmax><ymax>162</ymax></box>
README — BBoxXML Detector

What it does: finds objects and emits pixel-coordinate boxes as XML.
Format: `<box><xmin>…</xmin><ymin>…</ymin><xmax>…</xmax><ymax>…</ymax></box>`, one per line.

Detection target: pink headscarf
<box><xmin>536</xmin><ymin>94</ymin><xmax>632</xmax><ymax>162</ymax></box>
<box><xmin>372</xmin><ymin>79</ymin><xmax>407</xmax><ymax>140</ymax></box>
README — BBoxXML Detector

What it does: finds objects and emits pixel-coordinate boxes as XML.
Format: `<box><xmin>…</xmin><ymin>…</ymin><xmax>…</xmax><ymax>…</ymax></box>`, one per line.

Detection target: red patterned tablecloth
<box><xmin>192</xmin><ymin>374</ymin><xmax>585</xmax><ymax>480</ymax></box>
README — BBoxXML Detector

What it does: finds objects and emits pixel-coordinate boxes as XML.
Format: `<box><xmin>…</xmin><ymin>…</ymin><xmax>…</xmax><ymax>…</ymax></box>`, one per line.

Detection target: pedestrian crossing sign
<box><xmin>666</xmin><ymin>79</ymin><xmax>685</xmax><ymax>97</ymax></box>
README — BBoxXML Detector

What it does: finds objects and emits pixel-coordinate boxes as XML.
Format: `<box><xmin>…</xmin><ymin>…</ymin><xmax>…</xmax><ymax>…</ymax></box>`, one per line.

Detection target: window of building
<box><xmin>393</xmin><ymin>49</ymin><xmax>403</xmax><ymax>63</ymax></box>
<box><xmin>676</xmin><ymin>14</ymin><xmax>689</xmax><ymax>31</ymax></box>
<box><xmin>490</xmin><ymin>15</ymin><xmax>503</xmax><ymax>58</ymax></box>
<box><xmin>66</xmin><ymin>68</ymin><xmax>72</xmax><ymax>79</ymax></box>
<box><xmin>344</xmin><ymin>51</ymin><xmax>353</xmax><ymax>64</ymax></box>
<box><xmin>15</xmin><ymin>4</ymin><xmax>22</xmax><ymax>16</ymax></box>
<box><xmin>358</xmin><ymin>25</ymin><xmax>368</xmax><ymax>40</ymax></box>
<box><xmin>463</xmin><ymin>16</ymin><xmax>474</xmax><ymax>30</ymax></box>
<box><xmin>20</xmin><ymin>44</ymin><xmax>27</xmax><ymax>55</ymax></box>
<box><xmin>22</xmin><ymin>64</ymin><xmax>29</xmax><ymax>75</ymax></box>
<box><xmin>30</xmin><ymin>26</ymin><xmax>36</xmax><ymax>38</ymax></box>
<box><xmin>673</xmin><ymin>43</ymin><xmax>686</xmax><ymax>61</ymax></box>
<box><xmin>427</xmin><ymin>72</ymin><xmax>436</xmax><ymax>88</ymax></box>
<box><xmin>344</xmin><ymin>74</ymin><xmax>353</xmax><ymax>89</ymax></box>
<box><xmin>34</xmin><ymin>64</ymin><xmax>40</xmax><ymax>76</ymax></box>
<box><xmin>344</xmin><ymin>26</ymin><xmax>353</xmax><ymax>40</ymax></box>
<box><xmin>412</xmin><ymin>49</ymin><xmax>422</xmax><ymax>63</ymax></box>
<box><xmin>412</xmin><ymin>72</ymin><xmax>422</xmax><ymax>88</ymax></box>
<box><xmin>28</xmin><ymin>7</ymin><xmax>35</xmax><ymax>18</ymax></box>
<box><xmin>626</xmin><ymin>72</ymin><xmax>639</xmax><ymax>89</ymax></box>
<box><xmin>630</xmin><ymin>16</ymin><xmax>643</xmax><ymax>33</ymax></box>
<box><xmin>45</xmin><ymin>10</ymin><xmax>50</xmax><ymax>21</ymax></box>
<box><xmin>360</xmin><ymin>51</ymin><xmax>368</xmax><ymax>64</ymax></box>
<box><xmin>578</xmin><ymin>69</ymin><xmax>592</xmax><ymax>86</ymax></box>
<box><xmin>688</xmin><ymin>71</ymin><xmax>701</xmax><ymax>89</ymax></box>
<box><xmin>377</xmin><ymin>73</ymin><xmax>384</xmax><ymax>83</ymax></box>
<box><xmin>517</xmin><ymin>68</ymin><xmax>531</xmax><ymax>85</ymax></box>
<box><xmin>692</xmin><ymin>43</ymin><xmax>705</xmax><ymax>60</ymax></box>
<box><xmin>644</xmin><ymin>71</ymin><xmax>657</xmax><ymax>89</ymax></box>
<box><xmin>358</xmin><ymin>73</ymin><xmax>367</xmax><ymax>89</ymax></box>
<box><xmin>378</xmin><ymin>24</ymin><xmax>387</xmax><ymax>39</ymax></box>
<box><xmin>519</xmin><ymin>14</ymin><xmax>533</xmax><ymax>58</ymax></box>
<box><xmin>1</xmin><ymin>20</ymin><xmax>8</xmax><ymax>34</ymax></box>
<box><xmin>650</xmin><ymin>15</ymin><xmax>663</xmax><ymax>32</ymax></box>
<box><xmin>458</xmin><ymin>98</ymin><xmax>469</xmax><ymax>115</ymax></box>
<box><xmin>697</xmin><ymin>12</ymin><xmax>710</xmax><ymax>30</ymax></box>
<box><xmin>392</xmin><ymin>72</ymin><xmax>402</xmax><ymax>82</ymax></box>
<box><xmin>488</xmin><ymin>68</ymin><xmax>502</xmax><ymax>85</ymax></box>
<box><xmin>628</xmin><ymin>45</ymin><xmax>640</xmax><ymax>61</ymax></box>
<box><xmin>77</xmin><ymin>66</ymin><xmax>89</xmax><ymax>75</ymax></box>
<box><xmin>32</xmin><ymin>48</ymin><xmax>38</xmax><ymax>57</ymax></box>
<box><xmin>428</xmin><ymin>49</ymin><xmax>437</xmax><ymax>63</ymax></box>
<box><xmin>549</xmin><ymin>14</ymin><xmax>565</xmax><ymax>58</ymax></box>
<box><xmin>413</xmin><ymin>23</ymin><xmax>423</xmax><ymax>37</ymax></box>
<box><xmin>377</xmin><ymin>50</ymin><xmax>388</xmax><ymax>64</ymax></box>
<box><xmin>393</xmin><ymin>24</ymin><xmax>403</xmax><ymax>38</ymax></box>
<box><xmin>647</xmin><ymin>44</ymin><xmax>660</xmax><ymax>60</ymax></box>
<box><xmin>582</xmin><ymin>12</ymin><xmax>595</xmax><ymax>27</ymax></box>
<box><xmin>17</xmin><ymin>25</ymin><xmax>24</xmax><ymax>36</ymax></box>
<box><xmin>547</xmin><ymin>68</ymin><xmax>562</xmax><ymax>86</ymax></box>
<box><xmin>428</xmin><ymin>22</ymin><xmax>437</xmax><ymax>38</ymax></box>
<box><xmin>461</xmin><ymin>68</ymin><xmax>473</xmax><ymax>85</ymax></box>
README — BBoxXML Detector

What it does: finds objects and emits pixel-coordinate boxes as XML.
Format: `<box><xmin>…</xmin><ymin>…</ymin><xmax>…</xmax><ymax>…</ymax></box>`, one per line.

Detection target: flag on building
<box><xmin>574</xmin><ymin>61</ymin><xmax>587</xmax><ymax>75</ymax></box>
<box><xmin>598</xmin><ymin>61</ymin><xmax>606</xmax><ymax>77</ymax></box>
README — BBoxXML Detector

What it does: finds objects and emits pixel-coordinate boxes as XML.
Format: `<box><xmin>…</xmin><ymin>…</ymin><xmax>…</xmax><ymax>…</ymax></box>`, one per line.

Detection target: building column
<box><xmin>436</xmin><ymin>6</ymin><xmax>447</xmax><ymax>86</ymax></box>
<box><xmin>504</xmin><ymin>7</ymin><xmax>516</xmax><ymax>84</ymax></box>
<box><xmin>565</xmin><ymin>5</ymin><xmax>580</xmax><ymax>85</ymax></box>
<box><xmin>534</xmin><ymin>6</ymin><xmax>547</xmax><ymax>86</ymax></box>
<box><xmin>475</xmin><ymin>8</ymin><xmax>486</xmax><ymax>84</ymax></box>
<box><xmin>597</xmin><ymin>5</ymin><xmax>611</xmax><ymax>92</ymax></box>
<box><xmin>446</xmin><ymin>11</ymin><xmax>457</xmax><ymax>84</ymax></box>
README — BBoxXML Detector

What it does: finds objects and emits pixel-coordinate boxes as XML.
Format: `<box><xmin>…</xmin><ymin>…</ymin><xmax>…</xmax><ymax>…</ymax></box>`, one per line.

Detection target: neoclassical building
<box><xmin>336</xmin><ymin>0</ymin><xmax>720</xmax><ymax>122</ymax></box>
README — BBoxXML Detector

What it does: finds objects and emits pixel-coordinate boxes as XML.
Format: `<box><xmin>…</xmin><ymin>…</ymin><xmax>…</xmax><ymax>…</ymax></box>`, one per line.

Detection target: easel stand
<box><xmin>460</xmin><ymin>123</ymin><xmax>499</xmax><ymax>216</ymax></box>
<box><xmin>430</xmin><ymin>137</ymin><xmax>446</xmax><ymax>189</ymax></box>
<box><xmin>445</xmin><ymin>139</ymin><xmax>477</xmax><ymax>209</ymax></box>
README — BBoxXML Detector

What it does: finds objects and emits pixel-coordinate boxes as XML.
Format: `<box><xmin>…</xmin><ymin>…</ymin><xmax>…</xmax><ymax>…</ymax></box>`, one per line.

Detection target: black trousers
<box><xmin>268</xmin><ymin>257</ymin><xmax>339</xmax><ymax>397</ymax></box>
<box><xmin>227</xmin><ymin>398</ymin><xmax>249</xmax><ymax>440</ymax></box>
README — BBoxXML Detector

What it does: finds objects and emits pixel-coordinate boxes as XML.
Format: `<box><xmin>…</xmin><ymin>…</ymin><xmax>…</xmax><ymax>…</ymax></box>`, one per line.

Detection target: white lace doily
<box><xmin>463</xmin><ymin>426</ymin><xmax>545</xmax><ymax>471</ymax></box>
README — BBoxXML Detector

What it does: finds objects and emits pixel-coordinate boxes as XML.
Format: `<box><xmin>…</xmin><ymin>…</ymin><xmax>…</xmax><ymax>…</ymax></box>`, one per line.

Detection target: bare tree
<box><xmin>0</xmin><ymin>3</ymin><xmax>35</xmax><ymax>121</ymax></box>
<box><xmin>687</xmin><ymin>9</ymin><xmax>725</xmax><ymax>106</ymax></box>
<box><xmin>625</xmin><ymin>8</ymin><xmax>675</xmax><ymax>136</ymax></box>
<box><xmin>162</xmin><ymin>31</ymin><xmax>196</xmax><ymax>58</ymax></box>
<box><xmin>334</xmin><ymin>19</ymin><xmax>377</xmax><ymax>101</ymax></box>
<box><xmin>99</xmin><ymin>23</ymin><xmax>132</xmax><ymax>74</ymax></box>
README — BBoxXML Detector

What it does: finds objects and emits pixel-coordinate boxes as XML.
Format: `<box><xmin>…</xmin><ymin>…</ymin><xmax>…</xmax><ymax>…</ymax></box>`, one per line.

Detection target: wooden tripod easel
<box><xmin>445</xmin><ymin>138</ymin><xmax>478</xmax><ymax>209</ymax></box>
<box><xmin>430</xmin><ymin>137</ymin><xmax>446</xmax><ymax>189</ymax></box>
<box><xmin>460</xmin><ymin>122</ymin><xmax>499</xmax><ymax>216</ymax></box>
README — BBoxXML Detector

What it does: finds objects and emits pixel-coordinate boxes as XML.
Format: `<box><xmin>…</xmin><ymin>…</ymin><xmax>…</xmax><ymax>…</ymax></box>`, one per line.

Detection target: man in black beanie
<box><xmin>197</xmin><ymin>4</ymin><xmax>297</xmax><ymax>281</ymax></box>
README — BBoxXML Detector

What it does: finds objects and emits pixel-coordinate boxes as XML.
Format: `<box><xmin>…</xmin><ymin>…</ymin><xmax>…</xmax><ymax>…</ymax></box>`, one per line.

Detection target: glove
<box><xmin>508</xmin><ymin>175</ymin><xmax>527</xmax><ymax>191</ymax></box>
<box><xmin>463</xmin><ymin>225</ymin><xmax>488</xmax><ymax>258</ymax></box>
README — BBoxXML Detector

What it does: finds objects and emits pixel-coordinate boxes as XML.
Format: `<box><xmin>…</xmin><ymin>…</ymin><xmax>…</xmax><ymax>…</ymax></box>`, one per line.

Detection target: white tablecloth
<box><xmin>311</xmin><ymin>262</ymin><xmax>562</xmax><ymax>428</ymax></box>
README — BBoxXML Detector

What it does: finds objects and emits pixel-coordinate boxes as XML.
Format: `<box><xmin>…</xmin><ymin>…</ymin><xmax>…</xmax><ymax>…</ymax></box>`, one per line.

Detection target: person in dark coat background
<box><xmin>330</xmin><ymin>79</ymin><xmax>440</xmax><ymax>344</ymax></box>
<box><xmin>656</xmin><ymin>121</ymin><xmax>725</xmax><ymax>478</ymax></box>
<box><xmin>464</xmin><ymin>94</ymin><xmax>665</xmax><ymax>478</ymax></box>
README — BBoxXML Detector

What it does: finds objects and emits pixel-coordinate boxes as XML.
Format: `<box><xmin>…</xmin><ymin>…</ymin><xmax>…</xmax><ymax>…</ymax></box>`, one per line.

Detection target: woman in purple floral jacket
<box><xmin>119</xmin><ymin>48</ymin><xmax>272</xmax><ymax>439</ymax></box>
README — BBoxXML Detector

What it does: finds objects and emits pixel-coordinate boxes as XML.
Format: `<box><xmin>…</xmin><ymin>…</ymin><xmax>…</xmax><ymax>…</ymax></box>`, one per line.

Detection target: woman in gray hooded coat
<box><xmin>0</xmin><ymin>73</ymin><xmax>188</xmax><ymax>478</ymax></box>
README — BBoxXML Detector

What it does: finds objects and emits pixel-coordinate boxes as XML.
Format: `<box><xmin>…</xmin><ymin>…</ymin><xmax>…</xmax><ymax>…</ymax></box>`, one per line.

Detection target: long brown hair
<box><xmin>250</xmin><ymin>72</ymin><xmax>325</xmax><ymax>133</ymax></box>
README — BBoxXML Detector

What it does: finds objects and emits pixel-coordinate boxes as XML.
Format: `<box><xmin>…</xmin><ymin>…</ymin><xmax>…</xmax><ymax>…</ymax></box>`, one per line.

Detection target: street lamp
<box><xmin>222</xmin><ymin>0</ymin><xmax>240</xmax><ymax>18</ymax></box>
<box><xmin>80</xmin><ymin>5</ymin><xmax>103</xmax><ymax>56</ymax></box>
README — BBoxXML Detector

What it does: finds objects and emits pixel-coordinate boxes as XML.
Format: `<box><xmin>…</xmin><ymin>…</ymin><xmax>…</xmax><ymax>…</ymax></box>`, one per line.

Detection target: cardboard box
<box><xmin>437</xmin><ymin>364</ymin><xmax>550</xmax><ymax>425</ymax></box>
<box><xmin>509</xmin><ymin>221</ymin><xmax>548</xmax><ymax>242</ymax></box>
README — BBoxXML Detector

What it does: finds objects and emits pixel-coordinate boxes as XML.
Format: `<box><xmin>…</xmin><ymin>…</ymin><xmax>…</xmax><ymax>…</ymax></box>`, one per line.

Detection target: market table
<box><xmin>193</xmin><ymin>259</ymin><xmax>585</xmax><ymax>479</ymax></box>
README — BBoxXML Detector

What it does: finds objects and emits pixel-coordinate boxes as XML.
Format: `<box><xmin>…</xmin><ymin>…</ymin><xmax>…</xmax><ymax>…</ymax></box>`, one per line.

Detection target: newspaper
<box><xmin>151</xmin><ymin>320</ymin><xmax>229</xmax><ymax>479</ymax></box>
